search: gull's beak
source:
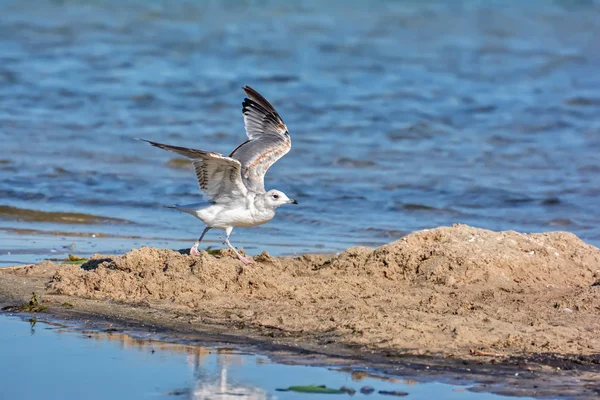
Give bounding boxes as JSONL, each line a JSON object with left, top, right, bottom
{"left": 289, "top": 199, "right": 299, "bottom": 205}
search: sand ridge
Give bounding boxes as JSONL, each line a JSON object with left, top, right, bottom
{"left": 37, "top": 224, "right": 600, "bottom": 359}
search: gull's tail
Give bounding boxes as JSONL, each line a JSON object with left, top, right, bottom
{"left": 164, "top": 203, "right": 206, "bottom": 216}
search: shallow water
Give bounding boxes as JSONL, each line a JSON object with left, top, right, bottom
{"left": 0, "top": 315, "right": 525, "bottom": 399}
{"left": 1, "top": 0, "right": 600, "bottom": 263}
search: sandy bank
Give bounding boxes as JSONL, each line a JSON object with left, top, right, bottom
{"left": 2, "top": 224, "right": 600, "bottom": 367}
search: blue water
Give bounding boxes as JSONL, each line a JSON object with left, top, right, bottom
{"left": 0, "top": 315, "right": 523, "bottom": 399}
{"left": 1, "top": 0, "right": 599, "bottom": 264}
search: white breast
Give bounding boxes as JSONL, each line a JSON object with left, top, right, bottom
{"left": 194, "top": 204, "right": 275, "bottom": 229}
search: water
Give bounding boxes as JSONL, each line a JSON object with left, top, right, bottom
{"left": 1, "top": 0, "right": 600, "bottom": 265}
{"left": 0, "top": 315, "right": 524, "bottom": 399}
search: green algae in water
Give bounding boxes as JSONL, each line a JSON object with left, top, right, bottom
{"left": 62, "top": 260, "right": 87, "bottom": 265}
{"left": 67, "top": 254, "right": 88, "bottom": 264}
{"left": 2, "top": 292, "right": 48, "bottom": 313}
{"left": 276, "top": 385, "right": 345, "bottom": 394}
{"left": 46, "top": 254, "right": 89, "bottom": 265}
{"left": 379, "top": 390, "right": 409, "bottom": 396}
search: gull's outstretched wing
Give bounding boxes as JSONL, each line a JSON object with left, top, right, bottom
{"left": 230, "top": 86, "right": 291, "bottom": 193}
{"left": 137, "top": 139, "right": 247, "bottom": 204}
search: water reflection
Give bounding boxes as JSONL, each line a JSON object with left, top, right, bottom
{"left": 189, "top": 356, "right": 270, "bottom": 400}
{"left": 78, "top": 334, "right": 269, "bottom": 398}
{"left": 0, "top": 315, "right": 523, "bottom": 399}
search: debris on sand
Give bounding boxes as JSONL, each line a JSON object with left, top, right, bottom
{"left": 2, "top": 292, "right": 48, "bottom": 313}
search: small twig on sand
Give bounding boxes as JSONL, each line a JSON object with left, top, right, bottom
{"left": 470, "top": 349, "right": 504, "bottom": 357}
{"left": 3, "top": 265, "right": 29, "bottom": 271}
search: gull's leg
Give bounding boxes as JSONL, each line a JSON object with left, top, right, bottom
{"left": 224, "top": 227, "right": 254, "bottom": 265}
{"left": 190, "top": 227, "right": 211, "bottom": 256}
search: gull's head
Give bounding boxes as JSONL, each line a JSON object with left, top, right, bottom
{"left": 264, "top": 189, "right": 298, "bottom": 209}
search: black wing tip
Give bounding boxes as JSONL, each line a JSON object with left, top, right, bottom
{"left": 135, "top": 137, "right": 155, "bottom": 145}
{"left": 241, "top": 86, "right": 258, "bottom": 105}
{"left": 242, "top": 97, "right": 271, "bottom": 118}
{"left": 242, "top": 97, "right": 252, "bottom": 109}
{"left": 242, "top": 85, "right": 255, "bottom": 94}
{"left": 136, "top": 138, "right": 182, "bottom": 153}
{"left": 135, "top": 138, "right": 162, "bottom": 147}
{"left": 242, "top": 86, "right": 264, "bottom": 101}
{"left": 242, "top": 86, "right": 255, "bottom": 100}
{"left": 241, "top": 85, "right": 278, "bottom": 110}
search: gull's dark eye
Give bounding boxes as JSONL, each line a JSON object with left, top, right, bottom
{"left": 273, "top": 194, "right": 279, "bottom": 199}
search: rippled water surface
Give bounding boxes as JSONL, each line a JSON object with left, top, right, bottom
{"left": 1, "top": 0, "right": 599, "bottom": 264}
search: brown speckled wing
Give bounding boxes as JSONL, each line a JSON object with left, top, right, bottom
{"left": 137, "top": 139, "right": 247, "bottom": 203}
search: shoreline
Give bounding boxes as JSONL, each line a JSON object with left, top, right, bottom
{"left": 1, "top": 294, "right": 599, "bottom": 399}
{"left": 1, "top": 224, "right": 600, "bottom": 397}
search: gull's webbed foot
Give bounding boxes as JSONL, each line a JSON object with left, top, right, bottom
{"left": 190, "top": 242, "right": 201, "bottom": 256}
{"left": 238, "top": 255, "right": 255, "bottom": 265}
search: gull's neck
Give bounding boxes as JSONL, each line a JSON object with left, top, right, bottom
{"left": 249, "top": 192, "right": 277, "bottom": 224}
{"left": 252, "top": 192, "right": 268, "bottom": 211}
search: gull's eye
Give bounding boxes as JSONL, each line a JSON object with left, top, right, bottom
{"left": 273, "top": 194, "right": 279, "bottom": 199}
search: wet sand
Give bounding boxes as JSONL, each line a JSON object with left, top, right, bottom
{"left": 0, "top": 205, "right": 131, "bottom": 224}
{"left": 1, "top": 224, "right": 600, "bottom": 397}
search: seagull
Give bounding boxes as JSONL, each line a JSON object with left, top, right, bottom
{"left": 138, "top": 86, "right": 297, "bottom": 264}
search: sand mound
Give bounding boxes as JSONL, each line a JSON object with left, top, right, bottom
{"left": 51, "top": 248, "right": 279, "bottom": 306}
{"left": 47, "top": 224, "right": 600, "bottom": 357}
{"left": 324, "top": 225, "right": 599, "bottom": 287}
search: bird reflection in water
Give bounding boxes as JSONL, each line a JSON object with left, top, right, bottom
{"left": 186, "top": 349, "right": 271, "bottom": 400}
